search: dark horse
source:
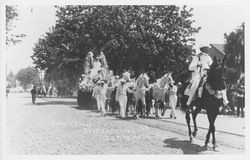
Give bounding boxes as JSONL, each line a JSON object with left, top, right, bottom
{"left": 179, "top": 56, "right": 227, "bottom": 150}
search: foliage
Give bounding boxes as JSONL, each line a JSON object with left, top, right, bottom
{"left": 224, "top": 23, "right": 244, "bottom": 84}
{"left": 224, "top": 23, "right": 244, "bottom": 72}
{"left": 6, "top": 5, "right": 25, "bottom": 46}
{"left": 32, "top": 5, "right": 200, "bottom": 86}
{"left": 15, "top": 66, "right": 40, "bottom": 89}
{"left": 6, "top": 71, "right": 16, "bottom": 88}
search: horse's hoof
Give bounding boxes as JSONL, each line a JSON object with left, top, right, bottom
{"left": 134, "top": 115, "right": 139, "bottom": 119}
{"left": 204, "top": 143, "right": 208, "bottom": 147}
{"left": 192, "top": 131, "right": 197, "bottom": 137}
{"left": 213, "top": 144, "right": 218, "bottom": 151}
{"left": 203, "top": 144, "right": 208, "bottom": 150}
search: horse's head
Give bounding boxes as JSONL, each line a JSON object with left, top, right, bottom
{"left": 159, "top": 72, "right": 174, "bottom": 88}
{"left": 207, "top": 56, "right": 227, "bottom": 91}
{"left": 136, "top": 73, "right": 149, "bottom": 88}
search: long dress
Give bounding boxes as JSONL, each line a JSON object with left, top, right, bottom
{"left": 168, "top": 85, "right": 177, "bottom": 118}
{"left": 89, "top": 61, "right": 102, "bottom": 78}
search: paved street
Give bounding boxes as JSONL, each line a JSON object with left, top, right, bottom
{"left": 6, "top": 93, "right": 244, "bottom": 155}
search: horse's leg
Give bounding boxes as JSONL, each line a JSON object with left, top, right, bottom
{"left": 134, "top": 99, "right": 139, "bottom": 119}
{"left": 146, "top": 98, "right": 151, "bottom": 116}
{"left": 205, "top": 125, "right": 211, "bottom": 147}
{"left": 125, "top": 98, "right": 129, "bottom": 116}
{"left": 155, "top": 99, "right": 160, "bottom": 118}
{"left": 205, "top": 110, "right": 218, "bottom": 149}
{"left": 211, "top": 112, "right": 218, "bottom": 150}
{"left": 241, "top": 106, "right": 245, "bottom": 118}
{"left": 205, "top": 110, "right": 212, "bottom": 147}
{"left": 192, "top": 106, "right": 201, "bottom": 137}
{"left": 161, "top": 101, "right": 166, "bottom": 117}
{"left": 185, "top": 109, "right": 193, "bottom": 141}
{"left": 142, "top": 97, "right": 146, "bottom": 117}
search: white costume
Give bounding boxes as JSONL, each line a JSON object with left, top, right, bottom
{"left": 89, "top": 60, "right": 102, "bottom": 78}
{"left": 185, "top": 51, "right": 213, "bottom": 106}
{"left": 115, "top": 79, "right": 133, "bottom": 118}
{"left": 167, "top": 85, "right": 178, "bottom": 118}
{"left": 92, "top": 82, "right": 107, "bottom": 115}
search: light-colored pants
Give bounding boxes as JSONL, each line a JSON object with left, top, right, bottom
{"left": 96, "top": 95, "right": 106, "bottom": 115}
{"left": 118, "top": 96, "right": 127, "bottom": 118}
{"left": 185, "top": 77, "right": 200, "bottom": 106}
{"left": 169, "top": 94, "right": 177, "bottom": 117}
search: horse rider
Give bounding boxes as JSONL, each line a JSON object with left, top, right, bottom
{"left": 184, "top": 44, "right": 213, "bottom": 107}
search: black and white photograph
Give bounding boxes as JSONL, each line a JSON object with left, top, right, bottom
{"left": 1, "top": 0, "right": 249, "bottom": 159}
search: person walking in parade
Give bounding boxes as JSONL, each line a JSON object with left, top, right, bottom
{"left": 115, "top": 78, "right": 134, "bottom": 119}
{"left": 92, "top": 81, "right": 101, "bottom": 111}
{"left": 167, "top": 80, "right": 178, "bottom": 119}
{"left": 92, "top": 80, "right": 107, "bottom": 116}
{"left": 30, "top": 86, "right": 37, "bottom": 104}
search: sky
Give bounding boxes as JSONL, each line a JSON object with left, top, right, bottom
{"left": 6, "top": 5, "right": 245, "bottom": 74}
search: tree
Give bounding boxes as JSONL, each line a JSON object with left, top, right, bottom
{"left": 16, "top": 67, "right": 40, "bottom": 90}
{"left": 6, "top": 71, "right": 16, "bottom": 88}
{"left": 224, "top": 23, "right": 244, "bottom": 83}
{"left": 6, "top": 5, "right": 25, "bottom": 46}
{"left": 32, "top": 5, "right": 200, "bottom": 85}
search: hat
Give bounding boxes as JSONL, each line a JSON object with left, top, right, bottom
{"left": 96, "top": 80, "right": 101, "bottom": 84}
{"left": 123, "top": 72, "right": 131, "bottom": 81}
{"left": 114, "top": 76, "right": 120, "bottom": 79}
{"left": 199, "top": 44, "right": 210, "bottom": 52}
{"left": 100, "top": 80, "right": 105, "bottom": 84}
{"left": 199, "top": 43, "right": 210, "bottom": 49}
{"left": 97, "top": 79, "right": 104, "bottom": 84}
{"left": 120, "top": 78, "right": 126, "bottom": 83}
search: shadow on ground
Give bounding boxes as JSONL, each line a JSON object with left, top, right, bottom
{"left": 163, "top": 138, "right": 207, "bottom": 154}
{"left": 34, "top": 101, "right": 77, "bottom": 106}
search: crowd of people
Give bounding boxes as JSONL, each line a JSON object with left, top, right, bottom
{"left": 28, "top": 45, "right": 244, "bottom": 119}
{"left": 78, "top": 45, "right": 245, "bottom": 119}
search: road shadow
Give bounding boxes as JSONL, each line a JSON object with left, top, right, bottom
{"left": 163, "top": 138, "right": 207, "bottom": 154}
{"left": 34, "top": 101, "right": 77, "bottom": 106}
{"left": 70, "top": 103, "right": 96, "bottom": 110}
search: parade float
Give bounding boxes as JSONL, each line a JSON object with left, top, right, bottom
{"left": 77, "top": 51, "right": 111, "bottom": 107}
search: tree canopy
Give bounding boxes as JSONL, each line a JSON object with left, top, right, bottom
{"left": 16, "top": 67, "right": 40, "bottom": 89}
{"left": 6, "top": 5, "right": 25, "bottom": 46}
{"left": 224, "top": 23, "right": 244, "bottom": 84}
{"left": 32, "top": 5, "right": 200, "bottom": 87}
{"left": 6, "top": 71, "right": 16, "bottom": 88}
{"left": 224, "top": 23, "right": 244, "bottom": 72}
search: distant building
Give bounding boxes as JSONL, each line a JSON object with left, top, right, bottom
{"left": 209, "top": 44, "right": 226, "bottom": 60}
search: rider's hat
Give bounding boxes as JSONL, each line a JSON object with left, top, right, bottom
{"left": 199, "top": 44, "right": 210, "bottom": 53}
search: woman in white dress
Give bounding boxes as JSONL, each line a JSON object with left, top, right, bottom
{"left": 89, "top": 58, "right": 102, "bottom": 78}
{"left": 167, "top": 81, "right": 178, "bottom": 119}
